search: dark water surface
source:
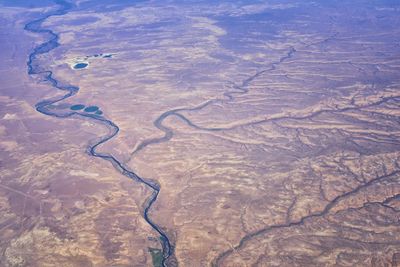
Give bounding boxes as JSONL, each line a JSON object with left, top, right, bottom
{"left": 84, "top": 106, "right": 99, "bottom": 112}
{"left": 73, "top": 63, "right": 88, "bottom": 69}
{"left": 70, "top": 104, "right": 85, "bottom": 110}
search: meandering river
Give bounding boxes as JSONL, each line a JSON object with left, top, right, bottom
{"left": 24, "top": 0, "right": 173, "bottom": 266}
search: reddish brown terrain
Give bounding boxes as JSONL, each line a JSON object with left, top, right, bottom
{"left": 1, "top": 1, "right": 400, "bottom": 266}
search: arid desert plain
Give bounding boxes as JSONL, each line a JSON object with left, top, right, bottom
{"left": 1, "top": 0, "right": 400, "bottom": 266}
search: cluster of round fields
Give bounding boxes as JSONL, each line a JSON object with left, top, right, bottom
{"left": 70, "top": 104, "right": 103, "bottom": 115}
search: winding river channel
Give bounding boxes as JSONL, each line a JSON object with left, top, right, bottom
{"left": 24, "top": 1, "right": 395, "bottom": 266}
{"left": 24, "top": 0, "right": 173, "bottom": 265}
